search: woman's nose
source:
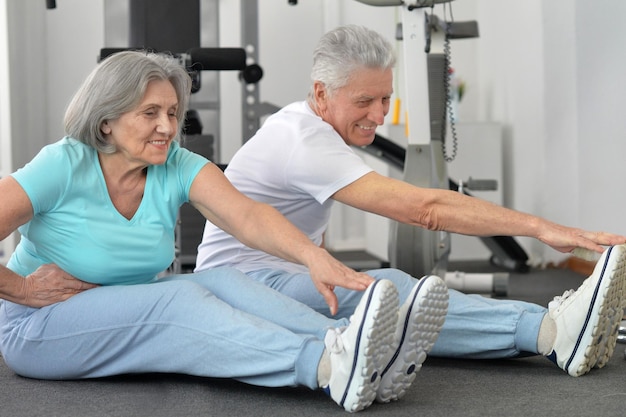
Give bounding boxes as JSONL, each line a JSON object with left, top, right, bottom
{"left": 156, "top": 113, "right": 175, "bottom": 135}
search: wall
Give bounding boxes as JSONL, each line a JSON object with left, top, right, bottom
{"left": 473, "top": 0, "right": 626, "bottom": 263}
{"left": 576, "top": 1, "right": 626, "bottom": 236}
{"left": 0, "top": 1, "right": 11, "bottom": 180}
{"left": 542, "top": 0, "right": 580, "bottom": 260}
{"left": 7, "top": 0, "right": 104, "bottom": 170}
{"left": 0, "top": 0, "right": 14, "bottom": 263}
{"left": 470, "top": 0, "right": 547, "bottom": 260}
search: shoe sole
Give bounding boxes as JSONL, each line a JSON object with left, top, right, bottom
{"left": 566, "top": 244, "right": 626, "bottom": 376}
{"left": 339, "top": 279, "right": 399, "bottom": 412}
{"left": 376, "top": 276, "right": 449, "bottom": 403}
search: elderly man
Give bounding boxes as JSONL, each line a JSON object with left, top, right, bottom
{"left": 196, "top": 25, "right": 626, "bottom": 379}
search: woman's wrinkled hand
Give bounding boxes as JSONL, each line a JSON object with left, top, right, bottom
{"left": 307, "top": 251, "right": 374, "bottom": 316}
{"left": 20, "top": 264, "right": 99, "bottom": 308}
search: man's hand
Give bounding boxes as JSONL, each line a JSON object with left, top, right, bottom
{"left": 537, "top": 223, "right": 626, "bottom": 255}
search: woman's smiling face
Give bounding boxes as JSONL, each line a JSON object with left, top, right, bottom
{"left": 101, "top": 78, "right": 179, "bottom": 168}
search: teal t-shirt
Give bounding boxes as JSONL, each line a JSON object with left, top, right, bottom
{"left": 7, "top": 137, "right": 208, "bottom": 285}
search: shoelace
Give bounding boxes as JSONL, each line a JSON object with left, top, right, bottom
{"left": 549, "top": 289, "right": 575, "bottom": 311}
{"left": 324, "top": 327, "right": 347, "bottom": 354}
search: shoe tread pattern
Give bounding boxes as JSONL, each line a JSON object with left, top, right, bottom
{"left": 376, "top": 276, "right": 449, "bottom": 402}
{"left": 340, "top": 280, "right": 399, "bottom": 412}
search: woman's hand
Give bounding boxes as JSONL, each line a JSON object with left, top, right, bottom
{"left": 306, "top": 249, "right": 374, "bottom": 316}
{"left": 20, "top": 264, "right": 99, "bottom": 308}
{"left": 189, "top": 164, "right": 374, "bottom": 315}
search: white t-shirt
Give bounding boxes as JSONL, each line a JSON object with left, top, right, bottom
{"left": 195, "top": 101, "right": 373, "bottom": 273}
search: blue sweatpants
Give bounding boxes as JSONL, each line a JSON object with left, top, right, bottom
{"left": 0, "top": 267, "right": 344, "bottom": 389}
{"left": 249, "top": 268, "right": 547, "bottom": 358}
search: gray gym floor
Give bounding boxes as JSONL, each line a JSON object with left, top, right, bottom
{"left": 1, "top": 259, "right": 625, "bottom": 417}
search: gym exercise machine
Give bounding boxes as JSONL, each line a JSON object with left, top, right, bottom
{"left": 355, "top": 0, "right": 529, "bottom": 295}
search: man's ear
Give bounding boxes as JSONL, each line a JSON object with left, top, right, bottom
{"left": 313, "top": 81, "right": 327, "bottom": 109}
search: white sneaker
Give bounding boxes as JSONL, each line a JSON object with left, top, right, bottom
{"left": 376, "top": 275, "right": 449, "bottom": 403}
{"left": 547, "top": 244, "right": 626, "bottom": 376}
{"left": 324, "top": 279, "right": 399, "bottom": 412}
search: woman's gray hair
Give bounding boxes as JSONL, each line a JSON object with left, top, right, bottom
{"left": 64, "top": 50, "right": 191, "bottom": 153}
{"left": 307, "top": 25, "right": 396, "bottom": 102}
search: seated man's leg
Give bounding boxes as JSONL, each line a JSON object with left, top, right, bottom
{"left": 432, "top": 289, "right": 546, "bottom": 358}
{"left": 249, "top": 268, "right": 546, "bottom": 359}
{"left": 545, "top": 244, "right": 626, "bottom": 376}
{"left": 249, "top": 244, "right": 626, "bottom": 377}
{"left": 248, "top": 267, "right": 416, "bottom": 319}
{"left": 434, "top": 243, "right": 626, "bottom": 375}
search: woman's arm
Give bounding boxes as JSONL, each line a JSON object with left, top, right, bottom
{"left": 0, "top": 176, "right": 98, "bottom": 307}
{"left": 0, "top": 176, "right": 32, "bottom": 242}
{"left": 189, "top": 163, "right": 374, "bottom": 315}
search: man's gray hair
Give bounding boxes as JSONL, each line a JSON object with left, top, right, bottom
{"left": 308, "top": 25, "right": 396, "bottom": 101}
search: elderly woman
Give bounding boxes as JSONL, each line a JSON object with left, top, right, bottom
{"left": 196, "top": 25, "right": 626, "bottom": 379}
{"left": 0, "top": 50, "right": 438, "bottom": 413}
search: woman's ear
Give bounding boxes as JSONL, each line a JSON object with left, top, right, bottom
{"left": 100, "top": 121, "right": 111, "bottom": 135}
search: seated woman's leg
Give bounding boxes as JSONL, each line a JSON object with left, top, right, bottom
{"left": 0, "top": 275, "right": 324, "bottom": 389}
{"left": 1, "top": 271, "right": 406, "bottom": 412}
{"left": 161, "top": 267, "right": 347, "bottom": 339}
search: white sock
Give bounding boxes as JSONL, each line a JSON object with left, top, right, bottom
{"left": 317, "top": 349, "right": 331, "bottom": 387}
{"left": 537, "top": 315, "right": 557, "bottom": 355}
